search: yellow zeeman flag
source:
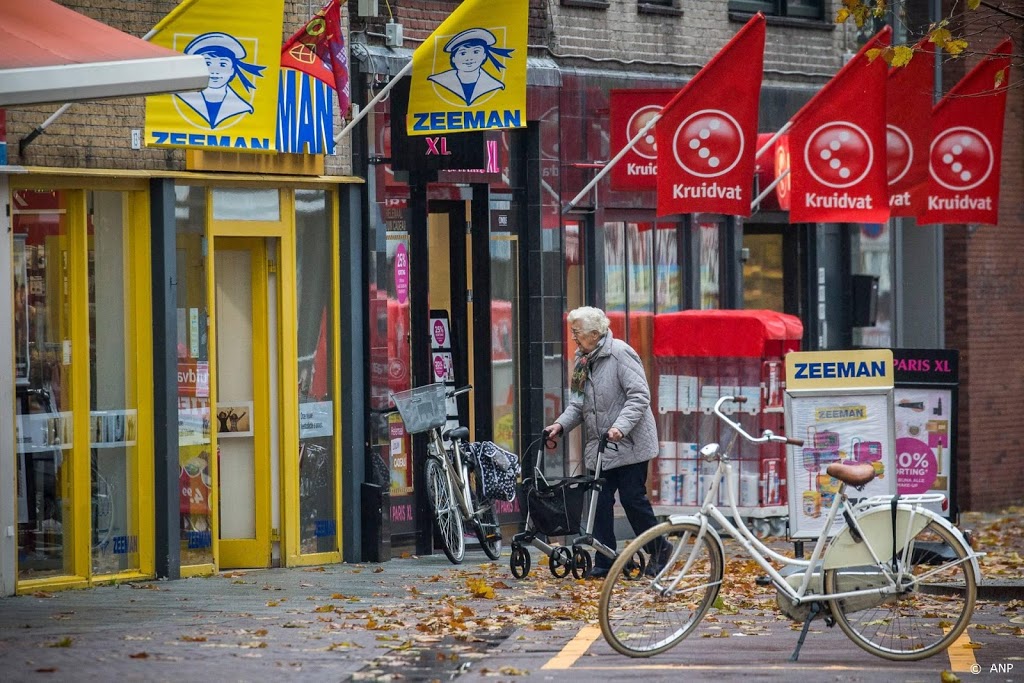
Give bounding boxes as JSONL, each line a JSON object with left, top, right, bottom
{"left": 144, "top": 0, "right": 284, "bottom": 151}
{"left": 407, "top": 0, "right": 528, "bottom": 136}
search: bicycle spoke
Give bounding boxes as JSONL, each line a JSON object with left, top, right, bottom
{"left": 825, "top": 518, "right": 976, "bottom": 661}
{"left": 426, "top": 457, "right": 464, "bottom": 563}
{"left": 599, "top": 522, "right": 723, "bottom": 657}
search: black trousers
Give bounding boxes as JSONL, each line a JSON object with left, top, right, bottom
{"left": 590, "top": 459, "right": 660, "bottom": 569}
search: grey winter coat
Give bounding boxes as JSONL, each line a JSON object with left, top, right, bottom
{"left": 554, "top": 330, "right": 659, "bottom": 471}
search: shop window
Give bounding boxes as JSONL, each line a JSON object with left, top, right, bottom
{"left": 87, "top": 191, "right": 142, "bottom": 576}
{"left": 13, "top": 186, "right": 150, "bottom": 585}
{"left": 655, "top": 226, "right": 682, "bottom": 314}
{"left": 212, "top": 188, "right": 281, "bottom": 221}
{"left": 639, "top": 0, "right": 683, "bottom": 15}
{"left": 850, "top": 223, "right": 892, "bottom": 348}
{"left": 729, "top": 0, "right": 824, "bottom": 20}
{"left": 367, "top": 188, "right": 415, "bottom": 537}
{"left": 743, "top": 232, "right": 785, "bottom": 311}
{"left": 698, "top": 221, "right": 721, "bottom": 309}
{"left": 295, "top": 189, "right": 338, "bottom": 554}
{"left": 13, "top": 190, "right": 74, "bottom": 581}
{"left": 490, "top": 196, "right": 520, "bottom": 458}
{"left": 175, "top": 185, "right": 214, "bottom": 567}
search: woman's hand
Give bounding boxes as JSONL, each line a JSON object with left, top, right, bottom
{"left": 607, "top": 427, "right": 624, "bottom": 442}
{"left": 544, "top": 423, "right": 563, "bottom": 438}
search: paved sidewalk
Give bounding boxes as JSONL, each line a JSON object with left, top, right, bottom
{"left": 0, "top": 555, "right": 536, "bottom": 681}
{"left": 1, "top": 506, "right": 1020, "bottom": 681}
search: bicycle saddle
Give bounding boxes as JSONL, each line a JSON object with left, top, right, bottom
{"left": 445, "top": 426, "right": 470, "bottom": 442}
{"left": 825, "top": 461, "right": 876, "bottom": 487}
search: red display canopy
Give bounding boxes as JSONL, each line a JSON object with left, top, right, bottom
{"left": 654, "top": 309, "right": 803, "bottom": 358}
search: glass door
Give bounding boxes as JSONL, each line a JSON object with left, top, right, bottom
{"left": 213, "top": 237, "right": 273, "bottom": 569}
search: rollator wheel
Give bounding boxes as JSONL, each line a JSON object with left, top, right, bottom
{"left": 570, "top": 547, "right": 592, "bottom": 579}
{"left": 621, "top": 549, "right": 646, "bottom": 580}
{"left": 510, "top": 542, "right": 531, "bottom": 579}
{"left": 549, "top": 546, "right": 573, "bottom": 578}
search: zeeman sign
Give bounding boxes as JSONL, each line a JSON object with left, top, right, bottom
{"left": 785, "top": 349, "right": 894, "bottom": 390}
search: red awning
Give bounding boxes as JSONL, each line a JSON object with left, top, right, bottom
{"left": 0, "top": 0, "right": 208, "bottom": 107}
{"left": 653, "top": 309, "right": 803, "bottom": 358}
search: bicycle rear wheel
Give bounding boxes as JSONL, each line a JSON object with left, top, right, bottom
{"left": 825, "top": 517, "right": 976, "bottom": 661}
{"left": 599, "top": 521, "right": 724, "bottom": 657}
{"left": 474, "top": 501, "right": 502, "bottom": 560}
{"left": 426, "top": 456, "right": 465, "bottom": 564}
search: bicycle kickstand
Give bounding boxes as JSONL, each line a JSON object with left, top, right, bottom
{"left": 789, "top": 601, "right": 823, "bottom": 662}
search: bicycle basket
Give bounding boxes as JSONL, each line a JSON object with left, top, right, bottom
{"left": 524, "top": 477, "right": 589, "bottom": 537}
{"left": 390, "top": 384, "right": 447, "bottom": 434}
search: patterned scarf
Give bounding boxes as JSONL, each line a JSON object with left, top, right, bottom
{"left": 570, "top": 334, "right": 606, "bottom": 399}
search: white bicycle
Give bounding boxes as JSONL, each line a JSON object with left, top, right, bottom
{"left": 599, "top": 395, "right": 981, "bottom": 661}
{"left": 388, "top": 383, "right": 501, "bottom": 564}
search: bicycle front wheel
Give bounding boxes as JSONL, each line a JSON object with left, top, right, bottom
{"left": 425, "top": 457, "right": 465, "bottom": 564}
{"left": 824, "top": 517, "right": 977, "bottom": 661}
{"left": 473, "top": 501, "right": 502, "bottom": 560}
{"left": 599, "top": 521, "right": 724, "bottom": 658}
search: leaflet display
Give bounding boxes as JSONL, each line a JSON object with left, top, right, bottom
{"left": 784, "top": 349, "right": 896, "bottom": 539}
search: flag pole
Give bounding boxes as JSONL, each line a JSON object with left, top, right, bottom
{"left": 749, "top": 120, "right": 793, "bottom": 211}
{"left": 751, "top": 169, "right": 789, "bottom": 212}
{"left": 562, "top": 112, "right": 661, "bottom": 214}
{"left": 755, "top": 121, "right": 791, "bottom": 159}
{"left": 334, "top": 61, "right": 412, "bottom": 143}
{"left": 18, "top": 0, "right": 202, "bottom": 154}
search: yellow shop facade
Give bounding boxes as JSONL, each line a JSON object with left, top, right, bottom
{"left": 0, "top": 0, "right": 364, "bottom": 595}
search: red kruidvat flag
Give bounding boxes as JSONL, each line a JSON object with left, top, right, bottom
{"left": 609, "top": 89, "right": 675, "bottom": 191}
{"left": 918, "top": 38, "right": 1012, "bottom": 226}
{"left": 281, "top": 0, "right": 351, "bottom": 117}
{"left": 656, "top": 13, "right": 765, "bottom": 217}
{"left": 784, "top": 26, "right": 891, "bottom": 223}
{"left": 887, "top": 40, "right": 934, "bottom": 218}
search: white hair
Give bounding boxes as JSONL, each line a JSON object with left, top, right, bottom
{"left": 568, "top": 306, "right": 610, "bottom": 335}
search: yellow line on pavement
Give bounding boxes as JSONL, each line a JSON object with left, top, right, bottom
{"left": 542, "top": 625, "right": 602, "bottom": 669}
{"left": 562, "top": 665, "right": 873, "bottom": 671}
{"left": 946, "top": 629, "right": 978, "bottom": 673}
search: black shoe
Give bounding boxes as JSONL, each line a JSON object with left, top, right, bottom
{"left": 584, "top": 566, "right": 610, "bottom": 579}
{"left": 645, "top": 545, "right": 672, "bottom": 577}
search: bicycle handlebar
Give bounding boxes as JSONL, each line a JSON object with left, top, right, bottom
{"left": 449, "top": 384, "right": 473, "bottom": 398}
{"left": 712, "top": 395, "right": 804, "bottom": 447}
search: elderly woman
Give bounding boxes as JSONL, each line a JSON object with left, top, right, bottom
{"left": 545, "top": 306, "right": 664, "bottom": 578}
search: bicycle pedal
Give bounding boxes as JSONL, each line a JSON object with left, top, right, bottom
{"left": 755, "top": 574, "right": 772, "bottom": 586}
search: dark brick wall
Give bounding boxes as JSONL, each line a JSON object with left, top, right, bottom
{"left": 942, "top": 18, "right": 1024, "bottom": 511}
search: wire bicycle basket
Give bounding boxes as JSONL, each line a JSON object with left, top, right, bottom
{"left": 390, "top": 384, "right": 447, "bottom": 434}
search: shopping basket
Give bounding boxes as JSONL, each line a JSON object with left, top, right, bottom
{"left": 389, "top": 384, "right": 447, "bottom": 434}
{"left": 523, "top": 475, "right": 593, "bottom": 537}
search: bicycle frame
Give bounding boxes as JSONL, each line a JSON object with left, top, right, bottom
{"left": 426, "top": 427, "right": 476, "bottom": 523}
{"left": 659, "top": 452, "right": 979, "bottom": 609}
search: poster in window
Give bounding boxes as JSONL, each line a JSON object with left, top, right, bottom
{"left": 14, "top": 235, "right": 29, "bottom": 384}
{"left": 216, "top": 402, "right": 253, "bottom": 437}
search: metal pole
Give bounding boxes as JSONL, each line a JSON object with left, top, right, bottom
{"left": 751, "top": 169, "right": 789, "bottom": 212}
{"left": 755, "top": 121, "right": 791, "bottom": 159}
{"left": 562, "top": 112, "right": 662, "bottom": 214}
{"left": 334, "top": 61, "right": 412, "bottom": 143}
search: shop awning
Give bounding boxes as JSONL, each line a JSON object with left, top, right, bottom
{"left": 0, "top": 0, "right": 208, "bottom": 108}
{"left": 653, "top": 309, "right": 803, "bottom": 358}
